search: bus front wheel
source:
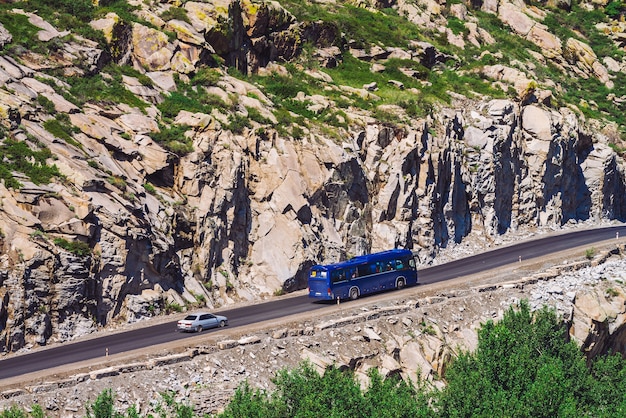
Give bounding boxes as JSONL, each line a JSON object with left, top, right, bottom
{"left": 396, "top": 278, "right": 405, "bottom": 290}
{"left": 349, "top": 287, "right": 359, "bottom": 300}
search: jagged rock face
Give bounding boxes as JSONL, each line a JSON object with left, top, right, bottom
{"left": 0, "top": 0, "right": 625, "bottom": 353}
{"left": 2, "top": 94, "right": 626, "bottom": 352}
{"left": 177, "top": 97, "right": 626, "bottom": 297}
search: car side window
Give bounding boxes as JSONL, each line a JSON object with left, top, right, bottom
{"left": 200, "top": 314, "right": 209, "bottom": 320}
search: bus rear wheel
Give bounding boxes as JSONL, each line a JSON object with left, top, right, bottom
{"left": 396, "top": 278, "right": 405, "bottom": 290}
{"left": 349, "top": 287, "right": 359, "bottom": 300}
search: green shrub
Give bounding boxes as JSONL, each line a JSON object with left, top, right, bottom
{"left": 66, "top": 70, "right": 147, "bottom": 110}
{"left": 151, "top": 124, "right": 194, "bottom": 155}
{"left": 0, "top": 139, "right": 62, "bottom": 187}
{"left": 422, "top": 324, "right": 437, "bottom": 336}
{"left": 447, "top": 16, "right": 468, "bottom": 36}
{"left": 605, "top": 1, "right": 625, "bottom": 19}
{"left": 246, "top": 107, "right": 272, "bottom": 125}
{"left": 226, "top": 113, "right": 251, "bottom": 134}
{"left": 280, "top": 2, "right": 423, "bottom": 48}
{"left": 219, "top": 362, "right": 431, "bottom": 417}
{"left": 0, "top": 10, "right": 46, "bottom": 53}
{"left": 85, "top": 388, "right": 115, "bottom": 418}
{"left": 53, "top": 237, "right": 91, "bottom": 256}
{"left": 107, "top": 175, "right": 127, "bottom": 191}
{"left": 30, "top": 230, "right": 45, "bottom": 239}
{"left": 43, "top": 118, "right": 82, "bottom": 148}
{"left": 38, "top": 0, "right": 94, "bottom": 22}
{"left": 158, "top": 73, "right": 229, "bottom": 120}
{"left": 122, "top": 192, "right": 136, "bottom": 202}
{"left": 107, "top": 65, "right": 154, "bottom": 87}
{"left": 437, "top": 301, "right": 612, "bottom": 417}
{"left": 165, "top": 302, "right": 183, "bottom": 313}
{"left": 0, "top": 0, "right": 110, "bottom": 49}
{"left": 254, "top": 72, "right": 311, "bottom": 101}
{"left": 37, "top": 95, "right": 56, "bottom": 114}
{"left": 326, "top": 53, "right": 375, "bottom": 91}
{"left": 291, "top": 125, "right": 305, "bottom": 140}
{"left": 158, "top": 91, "right": 207, "bottom": 119}
{"left": 191, "top": 67, "right": 222, "bottom": 86}
{"left": 165, "top": 139, "right": 194, "bottom": 155}
{"left": 159, "top": 7, "right": 191, "bottom": 24}
{"left": 94, "top": 0, "right": 141, "bottom": 21}
{"left": 143, "top": 182, "right": 157, "bottom": 195}
{"left": 87, "top": 160, "right": 100, "bottom": 170}
{"left": 0, "top": 405, "right": 28, "bottom": 417}
{"left": 606, "top": 288, "right": 619, "bottom": 298}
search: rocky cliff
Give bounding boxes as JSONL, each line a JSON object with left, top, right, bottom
{"left": 0, "top": 0, "right": 626, "bottom": 352}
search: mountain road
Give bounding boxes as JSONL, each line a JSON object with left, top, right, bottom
{"left": 0, "top": 225, "right": 624, "bottom": 383}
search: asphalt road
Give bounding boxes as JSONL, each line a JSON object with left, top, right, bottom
{"left": 0, "top": 225, "right": 624, "bottom": 382}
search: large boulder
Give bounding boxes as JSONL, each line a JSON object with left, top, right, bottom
{"left": 131, "top": 23, "right": 176, "bottom": 71}
{"left": 242, "top": 0, "right": 296, "bottom": 37}
{"left": 571, "top": 288, "right": 626, "bottom": 359}
{"left": 527, "top": 24, "right": 562, "bottom": 59}
{"left": 564, "top": 38, "right": 612, "bottom": 87}
{"left": 481, "top": 64, "right": 536, "bottom": 99}
{"left": 498, "top": 2, "right": 535, "bottom": 36}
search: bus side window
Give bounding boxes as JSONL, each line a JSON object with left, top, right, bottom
{"left": 396, "top": 259, "right": 404, "bottom": 270}
{"left": 334, "top": 270, "right": 346, "bottom": 283}
{"left": 357, "top": 265, "right": 366, "bottom": 277}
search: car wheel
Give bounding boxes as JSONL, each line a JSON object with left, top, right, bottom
{"left": 397, "top": 278, "right": 405, "bottom": 290}
{"left": 219, "top": 320, "right": 226, "bottom": 327}
{"left": 349, "top": 287, "right": 359, "bottom": 300}
{"left": 196, "top": 325, "right": 202, "bottom": 333}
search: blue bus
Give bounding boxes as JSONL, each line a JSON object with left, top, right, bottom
{"left": 308, "top": 249, "right": 418, "bottom": 301}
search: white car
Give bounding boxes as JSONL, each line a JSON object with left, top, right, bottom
{"left": 177, "top": 312, "right": 228, "bottom": 332}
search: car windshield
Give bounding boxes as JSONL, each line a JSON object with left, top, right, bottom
{"left": 184, "top": 315, "right": 198, "bottom": 320}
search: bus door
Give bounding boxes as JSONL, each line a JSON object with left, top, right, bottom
{"left": 331, "top": 268, "right": 348, "bottom": 298}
